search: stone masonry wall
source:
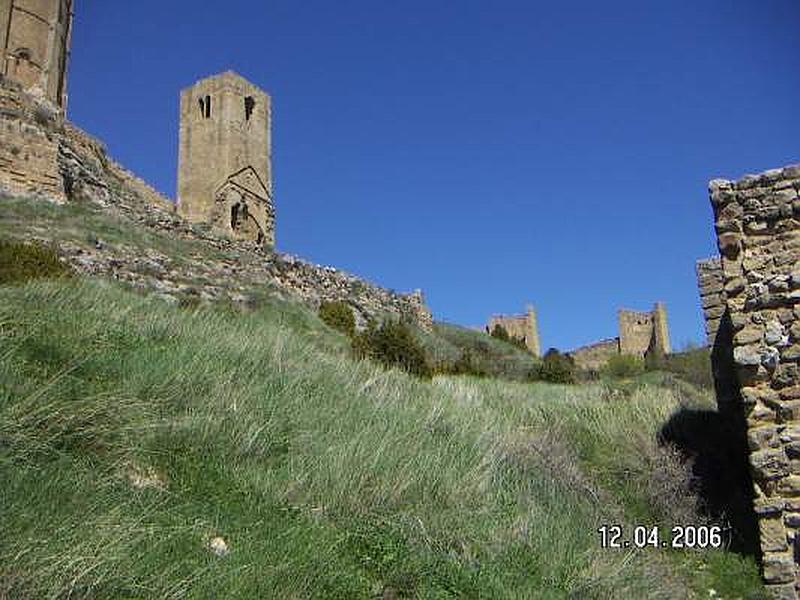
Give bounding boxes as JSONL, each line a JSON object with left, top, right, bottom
{"left": 696, "top": 256, "right": 728, "bottom": 347}
{"left": 568, "top": 338, "right": 620, "bottom": 372}
{"left": 0, "top": 78, "right": 433, "bottom": 331}
{"left": 0, "top": 76, "right": 63, "bottom": 201}
{"left": 708, "top": 164, "right": 800, "bottom": 599}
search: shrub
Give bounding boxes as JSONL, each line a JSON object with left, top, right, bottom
{"left": 490, "top": 324, "right": 510, "bottom": 342}
{"left": 319, "top": 300, "right": 356, "bottom": 337}
{"left": 602, "top": 354, "right": 645, "bottom": 379}
{"left": 535, "top": 348, "right": 576, "bottom": 384}
{"left": 490, "top": 324, "right": 529, "bottom": 352}
{"left": 352, "top": 320, "right": 431, "bottom": 378}
{"left": 0, "top": 239, "right": 72, "bottom": 285}
{"left": 661, "top": 346, "right": 713, "bottom": 390}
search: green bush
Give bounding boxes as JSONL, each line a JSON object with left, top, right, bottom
{"left": 0, "top": 239, "right": 72, "bottom": 285}
{"left": 490, "top": 324, "right": 529, "bottom": 352}
{"left": 535, "top": 348, "right": 576, "bottom": 384}
{"left": 434, "top": 348, "right": 487, "bottom": 378}
{"left": 352, "top": 320, "right": 431, "bottom": 378}
{"left": 661, "top": 346, "right": 713, "bottom": 390}
{"left": 490, "top": 323, "right": 510, "bottom": 341}
{"left": 603, "top": 354, "right": 645, "bottom": 379}
{"left": 319, "top": 300, "right": 356, "bottom": 337}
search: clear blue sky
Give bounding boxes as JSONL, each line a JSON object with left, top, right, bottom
{"left": 67, "top": 1, "right": 800, "bottom": 352}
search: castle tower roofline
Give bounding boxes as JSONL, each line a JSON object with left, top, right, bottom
{"left": 181, "top": 70, "right": 265, "bottom": 93}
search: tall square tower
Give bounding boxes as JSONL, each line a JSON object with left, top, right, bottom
{"left": 0, "top": 0, "right": 73, "bottom": 109}
{"left": 177, "top": 71, "right": 274, "bottom": 247}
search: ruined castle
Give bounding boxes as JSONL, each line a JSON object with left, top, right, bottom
{"left": 0, "top": 0, "right": 433, "bottom": 331}
{"left": 486, "top": 305, "right": 541, "bottom": 357}
{"left": 567, "top": 303, "right": 671, "bottom": 371}
{"left": 8, "top": 3, "right": 800, "bottom": 595}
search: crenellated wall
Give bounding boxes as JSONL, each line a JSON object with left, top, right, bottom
{"left": 707, "top": 163, "right": 800, "bottom": 598}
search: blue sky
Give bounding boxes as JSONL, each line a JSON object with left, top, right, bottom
{"left": 67, "top": 1, "right": 800, "bottom": 351}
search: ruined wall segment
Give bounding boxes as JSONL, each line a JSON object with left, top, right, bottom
{"left": 696, "top": 257, "right": 728, "bottom": 346}
{"left": 486, "top": 304, "right": 541, "bottom": 356}
{"left": 0, "top": 0, "right": 72, "bottom": 109}
{"left": 708, "top": 164, "right": 800, "bottom": 598}
{"left": 177, "top": 71, "right": 274, "bottom": 247}
{"left": 568, "top": 338, "right": 620, "bottom": 372}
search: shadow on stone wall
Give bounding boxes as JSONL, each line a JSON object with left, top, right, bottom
{"left": 658, "top": 310, "right": 760, "bottom": 557}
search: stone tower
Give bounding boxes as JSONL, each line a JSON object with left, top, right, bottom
{"left": 486, "top": 304, "right": 542, "bottom": 357}
{"left": 177, "top": 71, "right": 274, "bottom": 247}
{"left": 618, "top": 303, "right": 671, "bottom": 357}
{"left": 652, "top": 301, "right": 671, "bottom": 355}
{"left": 0, "top": 0, "right": 73, "bottom": 109}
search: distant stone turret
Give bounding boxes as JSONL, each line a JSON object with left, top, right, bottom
{"left": 568, "top": 302, "right": 671, "bottom": 371}
{"left": 618, "top": 303, "right": 671, "bottom": 358}
{"left": 177, "top": 71, "right": 274, "bottom": 247}
{"left": 486, "top": 304, "right": 541, "bottom": 357}
{"left": 0, "top": 0, "right": 73, "bottom": 110}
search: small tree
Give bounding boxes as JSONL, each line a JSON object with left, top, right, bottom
{"left": 352, "top": 320, "right": 431, "bottom": 378}
{"left": 319, "top": 300, "right": 356, "bottom": 337}
{"left": 490, "top": 324, "right": 510, "bottom": 342}
{"left": 536, "top": 348, "right": 576, "bottom": 384}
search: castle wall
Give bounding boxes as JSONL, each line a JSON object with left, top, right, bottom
{"left": 568, "top": 338, "right": 620, "bottom": 372}
{"left": 177, "top": 71, "right": 273, "bottom": 246}
{"left": 0, "top": 0, "right": 72, "bottom": 108}
{"left": 486, "top": 304, "right": 541, "bottom": 356}
{"left": 707, "top": 164, "right": 800, "bottom": 598}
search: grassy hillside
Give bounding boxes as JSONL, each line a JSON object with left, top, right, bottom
{"left": 0, "top": 275, "right": 766, "bottom": 599}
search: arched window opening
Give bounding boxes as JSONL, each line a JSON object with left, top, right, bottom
{"left": 244, "top": 96, "right": 255, "bottom": 121}
{"left": 198, "top": 97, "right": 205, "bottom": 118}
{"left": 230, "top": 203, "right": 240, "bottom": 230}
{"left": 13, "top": 48, "right": 32, "bottom": 62}
{"left": 205, "top": 95, "right": 211, "bottom": 118}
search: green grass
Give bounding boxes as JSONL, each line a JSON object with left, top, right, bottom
{"left": 419, "top": 323, "right": 538, "bottom": 381}
{"left": 0, "top": 277, "right": 766, "bottom": 598}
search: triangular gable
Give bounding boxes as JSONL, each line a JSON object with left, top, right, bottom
{"left": 225, "top": 166, "right": 271, "bottom": 200}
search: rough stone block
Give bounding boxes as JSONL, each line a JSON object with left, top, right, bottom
{"left": 763, "top": 552, "right": 796, "bottom": 584}
{"left": 752, "top": 448, "right": 791, "bottom": 480}
{"left": 762, "top": 515, "right": 790, "bottom": 552}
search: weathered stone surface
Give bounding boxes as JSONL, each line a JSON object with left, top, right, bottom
{"left": 763, "top": 552, "right": 796, "bottom": 584}
{"left": 703, "top": 163, "right": 800, "bottom": 591}
{"left": 752, "top": 449, "right": 790, "bottom": 480}
{"left": 761, "top": 515, "right": 790, "bottom": 552}
{"left": 177, "top": 72, "right": 275, "bottom": 247}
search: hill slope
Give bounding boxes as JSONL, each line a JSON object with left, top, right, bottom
{"left": 0, "top": 274, "right": 765, "bottom": 599}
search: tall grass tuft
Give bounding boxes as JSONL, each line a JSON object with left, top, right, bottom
{"left": 0, "top": 278, "right": 766, "bottom": 598}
